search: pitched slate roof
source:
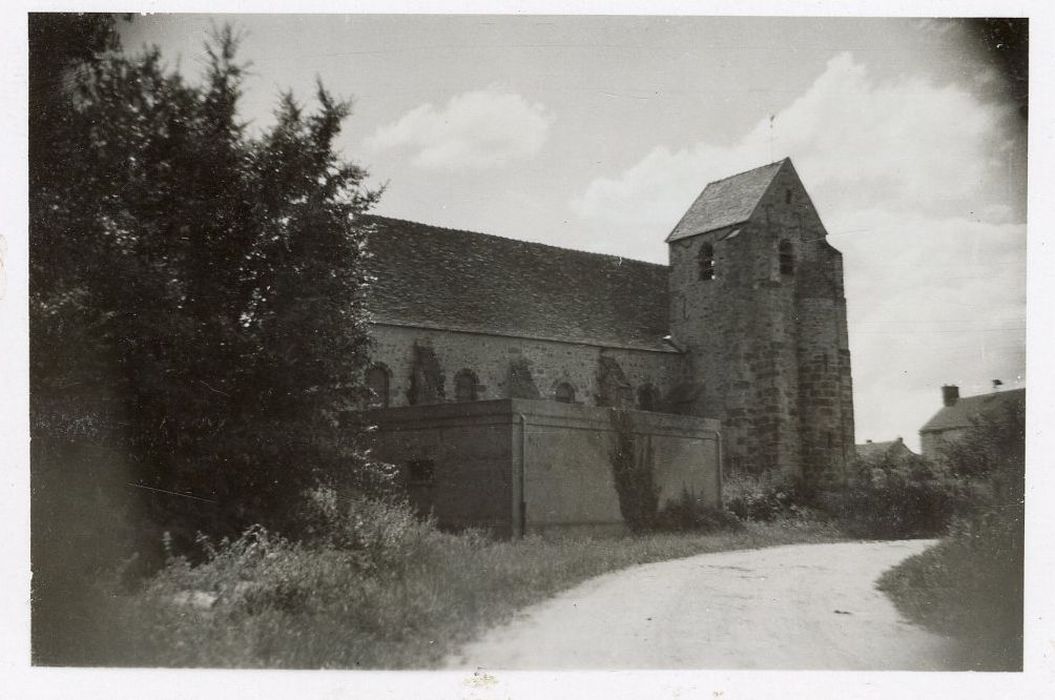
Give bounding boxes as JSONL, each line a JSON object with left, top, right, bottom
{"left": 666, "top": 159, "right": 787, "bottom": 243}
{"left": 920, "top": 388, "right": 1026, "bottom": 433}
{"left": 363, "top": 216, "right": 673, "bottom": 351}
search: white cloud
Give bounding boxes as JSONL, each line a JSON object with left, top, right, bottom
{"left": 365, "top": 89, "right": 553, "bottom": 170}
{"left": 571, "top": 51, "right": 1025, "bottom": 448}
{"left": 835, "top": 208, "right": 1026, "bottom": 447}
{"left": 572, "top": 52, "right": 1015, "bottom": 230}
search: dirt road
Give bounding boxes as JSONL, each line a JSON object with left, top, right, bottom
{"left": 447, "top": 540, "right": 957, "bottom": 670}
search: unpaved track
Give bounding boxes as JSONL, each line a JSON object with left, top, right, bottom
{"left": 447, "top": 540, "right": 956, "bottom": 670}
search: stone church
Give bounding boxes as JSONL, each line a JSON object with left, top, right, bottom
{"left": 357, "top": 158, "right": 854, "bottom": 533}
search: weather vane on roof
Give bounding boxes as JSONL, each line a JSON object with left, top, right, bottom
{"left": 769, "top": 113, "right": 775, "bottom": 162}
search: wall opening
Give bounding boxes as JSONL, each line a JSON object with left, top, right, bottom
{"left": 779, "top": 239, "right": 794, "bottom": 275}
{"left": 454, "top": 368, "right": 479, "bottom": 402}
{"left": 637, "top": 384, "right": 659, "bottom": 411}
{"left": 365, "top": 364, "right": 391, "bottom": 409}
{"left": 555, "top": 382, "right": 576, "bottom": 403}
{"left": 698, "top": 242, "right": 715, "bottom": 281}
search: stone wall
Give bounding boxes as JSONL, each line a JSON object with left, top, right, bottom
{"left": 361, "top": 399, "right": 721, "bottom": 537}
{"left": 366, "top": 323, "right": 683, "bottom": 411}
{"left": 668, "top": 162, "right": 854, "bottom": 480}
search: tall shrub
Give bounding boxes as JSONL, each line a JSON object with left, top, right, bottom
{"left": 835, "top": 452, "right": 971, "bottom": 539}
{"left": 30, "top": 17, "right": 384, "bottom": 547}
{"left": 608, "top": 409, "right": 658, "bottom": 532}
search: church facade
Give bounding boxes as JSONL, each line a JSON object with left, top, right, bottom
{"left": 361, "top": 158, "right": 854, "bottom": 487}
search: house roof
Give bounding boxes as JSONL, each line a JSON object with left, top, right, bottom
{"left": 855, "top": 439, "right": 914, "bottom": 462}
{"left": 363, "top": 216, "right": 674, "bottom": 351}
{"left": 920, "top": 388, "right": 1026, "bottom": 434}
{"left": 666, "top": 159, "right": 787, "bottom": 243}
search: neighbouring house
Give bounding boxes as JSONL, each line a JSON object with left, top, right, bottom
{"left": 356, "top": 158, "right": 854, "bottom": 535}
{"left": 855, "top": 437, "right": 916, "bottom": 467}
{"left": 919, "top": 384, "right": 1026, "bottom": 459}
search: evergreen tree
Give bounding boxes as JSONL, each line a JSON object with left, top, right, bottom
{"left": 30, "top": 16, "right": 386, "bottom": 552}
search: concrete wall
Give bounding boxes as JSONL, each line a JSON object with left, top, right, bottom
{"left": 367, "top": 323, "right": 683, "bottom": 409}
{"left": 516, "top": 400, "right": 721, "bottom": 535}
{"left": 361, "top": 399, "right": 720, "bottom": 537}
{"left": 358, "top": 400, "right": 516, "bottom": 534}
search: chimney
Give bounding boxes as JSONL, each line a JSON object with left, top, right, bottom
{"left": 942, "top": 385, "right": 960, "bottom": 407}
{"left": 866, "top": 439, "right": 873, "bottom": 444}
{"left": 992, "top": 379, "right": 1003, "bottom": 391}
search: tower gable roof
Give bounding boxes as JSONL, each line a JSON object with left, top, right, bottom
{"left": 666, "top": 158, "right": 789, "bottom": 243}
{"left": 363, "top": 216, "right": 673, "bottom": 351}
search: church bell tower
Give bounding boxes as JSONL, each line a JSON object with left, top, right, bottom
{"left": 666, "top": 158, "right": 854, "bottom": 484}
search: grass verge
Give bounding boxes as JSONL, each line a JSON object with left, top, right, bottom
{"left": 53, "top": 517, "right": 841, "bottom": 669}
{"left": 876, "top": 509, "right": 1023, "bottom": 671}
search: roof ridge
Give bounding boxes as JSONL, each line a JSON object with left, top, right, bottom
{"left": 953, "top": 387, "right": 1026, "bottom": 404}
{"left": 702, "top": 157, "right": 788, "bottom": 188}
{"left": 666, "top": 158, "right": 790, "bottom": 243}
{"left": 365, "top": 214, "right": 668, "bottom": 269}
{"left": 740, "top": 158, "right": 789, "bottom": 229}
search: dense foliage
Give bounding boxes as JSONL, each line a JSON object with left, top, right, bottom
{"left": 723, "top": 471, "right": 821, "bottom": 523}
{"left": 830, "top": 452, "right": 975, "bottom": 539}
{"left": 654, "top": 489, "right": 744, "bottom": 533}
{"left": 30, "top": 16, "right": 386, "bottom": 550}
{"left": 877, "top": 406, "right": 1025, "bottom": 670}
{"left": 52, "top": 490, "right": 839, "bottom": 669}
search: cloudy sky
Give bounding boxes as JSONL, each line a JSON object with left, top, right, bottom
{"left": 121, "top": 14, "right": 1027, "bottom": 450}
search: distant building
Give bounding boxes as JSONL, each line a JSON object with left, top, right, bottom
{"left": 855, "top": 437, "right": 916, "bottom": 466}
{"left": 919, "top": 384, "right": 1026, "bottom": 459}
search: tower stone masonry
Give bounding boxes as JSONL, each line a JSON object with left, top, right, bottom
{"left": 667, "top": 158, "right": 854, "bottom": 481}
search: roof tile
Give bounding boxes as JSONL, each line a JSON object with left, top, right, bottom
{"left": 363, "top": 216, "right": 673, "bottom": 351}
{"left": 667, "top": 159, "right": 786, "bottom": 242}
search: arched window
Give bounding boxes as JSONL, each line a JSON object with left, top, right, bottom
{"left": 365, "top": 364, "right": 390, "bottom": 409}
{"left": 637, "top": 384, "right": 659, "bottom": 411}
{"left": 554, "top": 382, "right": 576, "bottom": 404}
{"left": 698, "top": 242, "right": 715, "bottom": 281}
{"left": 454, "top": 369, "right": 478, "bottom": 402}
{"left": 779, "top": 239, "right": 794, "bottom": 275}
{"left": 784, "top": 188, "right": 792, "bottom": 205}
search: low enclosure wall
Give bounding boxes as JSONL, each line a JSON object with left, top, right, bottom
{"left": 360, "top": 399, "right": 721, "bottom": 537}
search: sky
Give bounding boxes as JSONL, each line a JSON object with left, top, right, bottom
{"left": 120, "top": 14, "right": 1028, "bottom": 451}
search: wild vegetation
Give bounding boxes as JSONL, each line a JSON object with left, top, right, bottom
{"left": 607, "top": 409, "right": 659, "bottom": 532}
{"left": 827, "top": 452, "right": 976, "bottom": 539}
{"left": 45, "top": 487, "right": 841, "bottom": 669}
{"left": 877, "top": 401, "right": 1025, "bottom": 671}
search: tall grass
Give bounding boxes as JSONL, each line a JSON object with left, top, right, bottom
{"left": 876, "top": 501, "right": 1023, "bottom": 671}
{"left": 45, "top": 491, "right": 842, "bottom": 669}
